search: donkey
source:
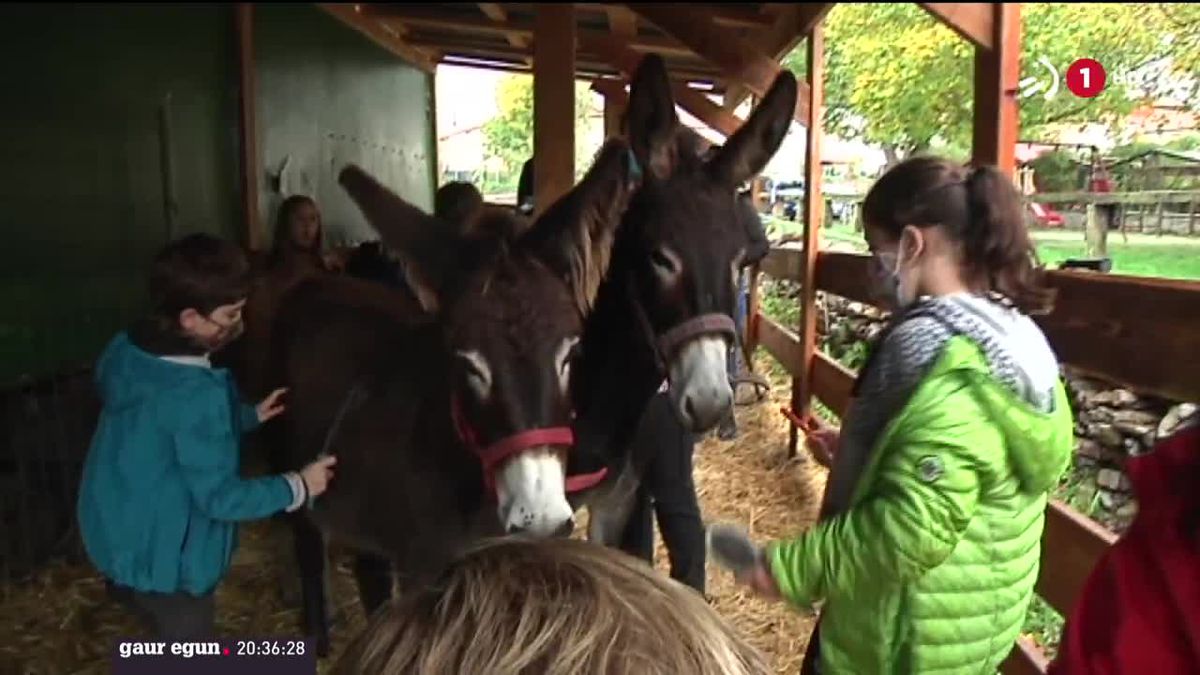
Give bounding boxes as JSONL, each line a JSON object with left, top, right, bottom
{"left": 269, "top": 138, "right": 638, "bottom": 655}
{"left": 561, "top": 57, "right": 798, "bottom": 545}
{"left": 270, "top": 53, "right": 796, "bottom": 655}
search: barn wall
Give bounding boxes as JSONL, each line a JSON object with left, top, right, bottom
{"left": 0, "top": 4, "right": 437, "bottom": 386}
{"left": 254, "top": 4, "right": 436, "bottom": 248}
{"left": 0, "top": 4, "right": 240, "bottom": 385}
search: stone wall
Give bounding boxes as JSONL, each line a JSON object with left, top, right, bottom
{"left": 772, "top": 291, "right": 1197, "bottom": 534}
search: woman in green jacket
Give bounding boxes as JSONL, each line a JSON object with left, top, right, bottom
{"left": 735, "top": 156, "right": 1075, "bottom": 674}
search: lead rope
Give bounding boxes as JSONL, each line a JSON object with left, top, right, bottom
{"left": 307, "top": 382, "right": 368, "bottom": 509}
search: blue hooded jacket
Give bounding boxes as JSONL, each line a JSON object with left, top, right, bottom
{"left": 77, "top": 332, "right": 293, "bottom": 596}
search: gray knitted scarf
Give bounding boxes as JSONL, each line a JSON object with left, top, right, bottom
{"left": 820, "top": 294, "right": 1056, "bottom": 520}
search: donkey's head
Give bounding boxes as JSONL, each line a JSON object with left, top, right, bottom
{"left": 620, "top": 55, "right": 796, "bottom": 431}
{"left": 338, "top": 141, "right": 636, "bottom": 537}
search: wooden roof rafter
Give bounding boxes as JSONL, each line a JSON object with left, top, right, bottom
{"left": 627, "top": 3, "right": 813, "bottom": 124}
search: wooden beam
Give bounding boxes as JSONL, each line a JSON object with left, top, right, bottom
{"left": 724, "top": 4, "right": 834, "bottom": 112}
{"left": 589, "top": 3, "right": 777, "bottom": 28}
{"left": 376, "top": 7, "right": 693, "bottom": 57}
{"left": 628, "top": 4, "right": 810, "bottom": 125}
{"left": 605, "top": 5, "right": 638, "bottom": 37}
{"left": 1036, "top": 500, "right": 1117, "bottom": 616}
{"left": 811, "top": 350, "right": 854, "bottom": 417}
{"left": 999, "top": 636, "right": 1051, "bottom": 675}
{"left": 317, "top": 3, "right": 437, "bottom": 73}
{"left": 580, "top": 34, "right": 742, "bottom": 138}
{"left": 1036, "top": 270, "right": 1200, "bottom": 404}
{"left": 971, "top": 3, "right": 1020, "bottom": 176}
{"left": 235, "top": 4, "right": 262, "bottom": 252}
{"left": 477, "top": 3, "right": 528, "bottom": 50}
{"left": 918, "top": 3, "right": 995, "bottom": 50}
{"left": 790, "top": 23, "right": 824, "bottom": 457}
{"left": 758, "top": 315, "right": 803, "bottom": 376}
{"left": 533, "top": 5, "right": 576, "bottom": 216}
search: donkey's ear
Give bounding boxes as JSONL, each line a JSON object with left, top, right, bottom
{"left": 706, "top": 71, "right": 797, "bottom": 188}
{"left": 519, "top": 139, "right": 637, "bottom": 316}
{"left": 625, "top": 54, "right": 679, "bottom": 181}
{"left": 338, "top": 165, "right": 454, "bottom": 314}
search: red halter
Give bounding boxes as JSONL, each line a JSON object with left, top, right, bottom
{"left": 450, "top": 395, "right": 608, "bottom": 500}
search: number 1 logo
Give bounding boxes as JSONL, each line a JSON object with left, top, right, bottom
{"left": 1066, "top": 59, "right": 1107, "bottom": 98}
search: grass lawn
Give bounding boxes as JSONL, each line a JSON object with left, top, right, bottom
{"left": 766, "top": 216, "right": 1200, "bottom": 281}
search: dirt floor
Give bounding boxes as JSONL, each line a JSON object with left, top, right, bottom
{"left": 0, "top": 357, "right": 825, "bottom": 675}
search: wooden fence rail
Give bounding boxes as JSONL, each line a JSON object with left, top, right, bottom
{"left": 746, "top": 246, "right": 1200, "bottom": 672}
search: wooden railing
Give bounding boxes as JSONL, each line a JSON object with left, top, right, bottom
{"left": 746, "top": 245, "right": 1200, "bottom": 672}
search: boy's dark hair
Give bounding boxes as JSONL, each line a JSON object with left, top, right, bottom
{"left": 435, "top": 181, "right": 484, "bottom": 233}
{"left": 862, "top": 156, "right": 1053, "bottom": 314}
{"left": 149, "top": 233, "right": 250, "bottom": 319}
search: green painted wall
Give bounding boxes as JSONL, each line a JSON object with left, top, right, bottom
{"left": 255, "top": 4, "right": 436, "bottom": 247}
{"left": 0, "top": 4, "right": 435, "bottom": 385}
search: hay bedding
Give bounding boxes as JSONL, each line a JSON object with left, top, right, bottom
{"left": 0, "top": 354, "right": 824, "bottom": 674}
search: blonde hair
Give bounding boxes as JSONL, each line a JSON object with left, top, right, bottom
{"left": 335, "top": 538, "right": 770, "bottom": 675}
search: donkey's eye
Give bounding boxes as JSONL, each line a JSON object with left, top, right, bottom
{"left": 555, "top": 337, "right": 580, "bottom": 393}
{"left": 649, "top": 247, "right": 681, "bottom": 280}
{"left": 455, "top": 350, "right": 492, "bottom": 399}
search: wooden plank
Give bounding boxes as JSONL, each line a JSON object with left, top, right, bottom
{"left": 532, "top": 5, "right": 576, "bottom": 216}
{"left": 1024, "top": 189, "right": 1200, "bottom": 205}
{"left": 477, "top": 3, "right": 528, "bottom": 49}
{"left": 317, "top": 4, "right": 437, "bottom": 73}
{"left": 378, "top": 7, "right": 693, "bottom": 57}
{"left": 1036, "top": 500, "right": 1117, "bottom": 616}
{"left": 999, "top": 635, "right": 1051, "bottom": 675}
{"left": 791, "top": 24, "right": 824, "bottom": 456}
{"left": 811, "top": 351, "right": 854, "bottom": 417}
{"left": 602, "top": 90, "right": 626, "bottom": 138}
{"left": 1037, "top": 270, "right": 1200, "bottom": 404}
{"left": 918, "top": 3, "right": 995, "bottom": 50}
{"left": 590, "top": 2, "right": 776, "bottom": 29}
{"left": 757, "top": 314, "right": 803, "bottom": 376}
{"left": 235, "top": 4, "right": 262, "bottom": 252}
{"left": 670, "top": 83, "right": 741, "bottom": 137}
{"left": 747, "top": 263, "right": 763, "bottom": 352}
{"left": 580, "top": 35, "right": 742, "bottom": 137}
{"left": 628, "top": 4, "right": 811, "bottom": 125}
{"left": 760, "top": 246, "right": 804, "bottom": 281}
{"left": 723, "top": 3, "right": 835, "bottom": 112}
{"left": 814, "top": 251, "right": 876, "bottom": 305}
{"left": 605, "top": 5, "right": 638, "bottom": 37}
{"left": 971, "top": 4, "right": 1020, "bottom": 176}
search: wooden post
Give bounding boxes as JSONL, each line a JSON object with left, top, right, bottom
{"left": 1084, "top": 203, "right": 1107, "bottom": 258}
{"left": 789, "top": 23, "right": 824, "bottom": 459}
{"left": 971, "top": 4, "right": 1020, "bottom": 176}
{"left": 1190, "top": 199, "right": 1197, "bottom": 235}
{"left": 235, "top": 4, "right": 262, "bottom": 251}
{"left": 603, "top": 93, "right": 625, "bottom": 139}
{"left": 1156, "top": 198, "right": 1165, "bottom": 236}
{"left": 533, "top": 5, "right": 576, "bottom": 217}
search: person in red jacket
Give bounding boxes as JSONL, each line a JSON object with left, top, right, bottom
{"left": 1048, "top": 407, "right": 1200, "bottom": 675}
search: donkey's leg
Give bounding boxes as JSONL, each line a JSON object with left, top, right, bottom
{"left": 352, "top": 553, "right": 394, "bottom": 619}
{"left": 292, "top": 514, "right": 331, "bottom": 658}
{"left": 586, "top": 464, "right": 642, "bottom": 547}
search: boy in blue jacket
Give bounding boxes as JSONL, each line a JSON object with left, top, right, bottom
{"left": 77, "top": 233, "right": 337, "bottom": 639}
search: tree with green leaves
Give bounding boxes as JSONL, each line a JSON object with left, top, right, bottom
{"left": 783, "top": 3, "right": 1200, "bottom": 164}
{"left": 481, "top": 75, "right": 599, "bottom": 189}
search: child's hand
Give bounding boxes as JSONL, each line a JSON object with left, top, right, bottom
{"left": 257, "top": 388, "right": 287, "bottom": 423}
{"left": 803, "top": 416, "right": 840, "bottom": 469}
{"left": 300, "top": 455, "right": 337, "bottom": 498}
{"left": 736, "top": 560, "right": 782, "bottom": 601}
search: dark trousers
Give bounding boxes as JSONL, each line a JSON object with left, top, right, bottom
{"left": 618, "top": 393, "right": 706, "bottom": 595}
{"left": 106, "top": 579, "right": 215, "bottom": 639}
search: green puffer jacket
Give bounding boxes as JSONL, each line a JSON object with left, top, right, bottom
{"left": 768, "top": 336, "right": 1074, "bottom": 674}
